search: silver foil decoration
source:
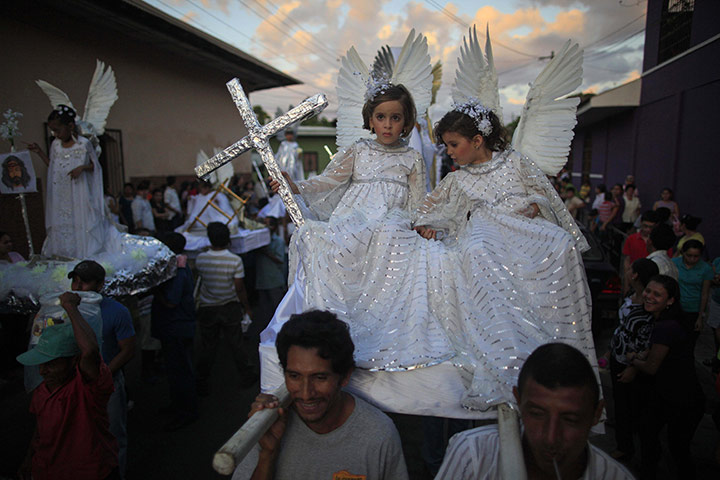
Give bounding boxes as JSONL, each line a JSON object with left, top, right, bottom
{"left": 0, "top": 235, "right": 176, "bottom": 314}
{"left": 17, "top": 193, "right": 34, "bottom": 256}
{"left": 194, "top": 78, "right": 328, "bottom": 226}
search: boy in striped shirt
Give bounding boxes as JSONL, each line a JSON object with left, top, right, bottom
{"left": 195, "top": 222, "right": 257, "bottom": 394}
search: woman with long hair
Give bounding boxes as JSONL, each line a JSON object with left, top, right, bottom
{"left": 629, "top": 275, "right": 705, "bottom": 479}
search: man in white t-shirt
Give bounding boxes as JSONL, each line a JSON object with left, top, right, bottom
{"left": 164, "top": 176, "right": 182, "bottom": 228}
{"left": 233, "top": 310, "right": 409, "bottom": 480}
{"left": 131, "top": 181, "right": 155, "bottom": 232}
{"left": 436, "top": 343, "right": 634, "bottom": 480}
{"left": 647, "top": 223, "right": 679, "bottom": 280}
{"left": 195, "top": 222, "right": 256, "bottom": 395}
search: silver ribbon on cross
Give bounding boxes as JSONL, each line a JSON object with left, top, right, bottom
{"left": 195, "top": 79, "right": 328, "bottom": 226}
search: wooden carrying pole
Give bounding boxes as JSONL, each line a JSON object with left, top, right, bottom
{"left": 212, "top": 384, "right": 291, "bottom": 475}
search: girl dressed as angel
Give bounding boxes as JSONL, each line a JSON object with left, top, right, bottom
{"left": 268, "top": 31, "right": 461, "bottom": 372}
{"left": 412, "top": 101, "right": 597, "bottom": 410}
{"left": 27, "top": 105, "right": 109, "bottom": 258}
{"left": 410, "top": 25, "right": 598, "bottom": 410}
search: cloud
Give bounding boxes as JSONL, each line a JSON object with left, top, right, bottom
{"left": 201, "top": 0, "right": 649, "bottom": 122}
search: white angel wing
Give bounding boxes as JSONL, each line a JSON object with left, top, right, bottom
{"left": 213, "top": 146, "right": 235, "bottom": 187}
{"left": 35, "top": 80, "right": 74, "bottom": 112}
{"left": 196, "top": 149, "right": 217, "bottom": 185}
{"left": 452, "top": 25, "right": 501, "bottom": 122}
{"left": 511, "top": 41, "right": 583, "bottom": 176}
{"left": 391, "top": 29, "right": 433, "bottom": 119}
{"left": 336, "top": 46, "right": 372, "bottom": 148}
{"left": 82, "top": 60, "right": 118, "bottom": 135}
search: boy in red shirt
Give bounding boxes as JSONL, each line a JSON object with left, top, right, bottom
{"left": 17, "top": 292, "right": 118, "bottom": 480}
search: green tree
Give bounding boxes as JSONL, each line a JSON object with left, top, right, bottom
{"left": 253, "top": 105, "right": 270, "bottom": 124}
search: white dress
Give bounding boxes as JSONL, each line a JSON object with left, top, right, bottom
{"left": 276, "top": 139, "right": 304, "bottom": 182}
{"left": 42, "top": 136, "right": 116, "bottom": 258}
{"left": 416, "top": 149, "right": 597, "bottom": 410}
{"left": 286, "top": 138, "right": 456, "bottom": 371}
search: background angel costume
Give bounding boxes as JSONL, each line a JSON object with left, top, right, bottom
{"left": 35, "top": 61, "right": 175, "bottom": 277}
{"left": 42, "top": 135, "right": 119, "bottom": 258}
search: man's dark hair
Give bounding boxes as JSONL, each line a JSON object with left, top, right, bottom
{"left": 631, "top": 258, "right": 659, "bottom": 287}
{"left": 276, "top": 310, "right": 355, "bottom": 376}
{"left": 517, "top": 343, "right": 599, "bottom": 407}
{"left": 160, "top": 232, "right": 186, "bottom": 254}
{"left": 166, "top": 176, "right": 176, "bottom": 187}
{"left": 137, "top": 180, "right": 150, "bottom": 191}
{"left": 206, "top": 222, "right": 230, "bottom": 248}
{"left": 640, "top": 210, "right": 660, "bottom": 224}
{"left": 654, "top": 207, "right": 671, "bottom": 223}
{"left": 2, "top": 155, "right": 31, "bottom": 189}
{"left": 649, "top": 223, "right": 675, "bottom": 251}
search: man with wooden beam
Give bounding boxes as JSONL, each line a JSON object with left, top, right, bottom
{"left": 231, "top": 310, "right": 409, "bottom": 480}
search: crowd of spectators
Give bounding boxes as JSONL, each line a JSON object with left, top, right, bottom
{"left": 556, "top": 170, "right": 720, "bottom": 476}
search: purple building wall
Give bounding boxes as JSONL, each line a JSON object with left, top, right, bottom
{"left": 571, "top": 0, "right": 720, "bottom": 256}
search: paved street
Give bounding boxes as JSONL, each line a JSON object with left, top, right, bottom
{"left": 1, "top": 319, "right": 719, "bottom": 479}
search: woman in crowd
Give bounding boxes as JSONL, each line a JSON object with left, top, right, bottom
{"left": 672, "top": 239, "right": 713, "bottom": 335}
{"left": 653, "top": 187, "right": 680, "bottom": 219}
{"left": 676, "top": 214, "right": 704, "bottom": 254}
{"left": 629, "top": 275, "right": 705, "bottom": 479}
{"left": 606, "top": 258, "right": 660, "bottom": 462}
{"left": 0, "top": 231, "right": 25, "bottom": 263}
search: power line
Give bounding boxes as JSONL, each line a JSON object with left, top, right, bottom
{"left": 424, "top": 0, "right": 538, "bottom": 58}
{"left": 156, "top": 0, "right": 329, "bottom": 92}
{"left": 232, "top": 0, "right": 339, "bottom": 67}
{"left": 584, "top": 29, "right": 645, "bottom": 60}
{"left": 583, "top": 13, "right": 646, "bottom": 51}
{"left": 249, "top": 0, "right": 341, "bottom": 62}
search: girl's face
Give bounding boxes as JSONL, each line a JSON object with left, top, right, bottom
{"left": 0, "top": 234, "right": 12, "bottom": 255}
{"left": 441, "top": 132, "right": 485, "bottom": 165}
{"left": 369, "top": 101, "right": 405, "bottom": 146}
{"left": 611, "top": 185, "right": 623, "bottom": 197}
{"left": 153, "top": 191, "right": 163, "bottom": 203}
{"left": 48, "top": 118, "right": 74, "bottom": 142}
{"left": 682, "top": 247, "right": 702, "bottom": 267}
{"left": 661, "top": 189, "right": 671, "bottom": 201}
{"left": 643, "top": 281, "right": 673, "bottom": 315}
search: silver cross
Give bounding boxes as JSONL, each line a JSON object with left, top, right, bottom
{"left": 195, "top": 78, "right": 328, "bottom": 226}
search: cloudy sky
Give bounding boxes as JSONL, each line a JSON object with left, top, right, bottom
{"left": 143, "top": 0, "right": 647, "bottom": 122}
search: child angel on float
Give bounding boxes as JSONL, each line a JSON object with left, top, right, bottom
{"left": 268, "top": 30, "right": 464, "bottom": 372}
{"left": 413, "top": 27, "right": 599, "bottom": 411}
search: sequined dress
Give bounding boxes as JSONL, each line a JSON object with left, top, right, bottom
{"left": 42, "top": 136, "right": 113, "bottom": 258}
{"left": 286, "top": 138, "right": 456, "bottom": 370}
{"left": 416, "top": 148, "right": 597, "bottom": 410}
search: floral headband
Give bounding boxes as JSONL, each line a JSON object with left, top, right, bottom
{"left": 55, "top": 104, "right": 77, "bottom": 118}
{"left": 453, "top": 98, "right": 493, "bottom": 137}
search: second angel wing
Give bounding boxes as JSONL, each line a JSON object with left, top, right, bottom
{"left": 512, "top": 41, "right": 583, "bottom": 176}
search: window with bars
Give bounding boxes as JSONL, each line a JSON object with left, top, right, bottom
{"left": 658, "top": 0, "right": 694, "bottom": 64}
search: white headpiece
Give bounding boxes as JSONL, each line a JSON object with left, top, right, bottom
{"left": 451, "top": 25, "right": 584, "bottom": 175}
{"left": 336, "top": 29, "right": 433, "bottom": 148}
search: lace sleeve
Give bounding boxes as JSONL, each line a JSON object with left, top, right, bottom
{"left": 296, "top": 143, "right": 356, "bottom": 220}
{"left": 513, "top": 151, "right": 590, "bottom": 252}
{"left": 414, "top": 173, "right": 469, "bottom": 242}
{"left": 407, "top": 150, "right": 428, "bottom": 220}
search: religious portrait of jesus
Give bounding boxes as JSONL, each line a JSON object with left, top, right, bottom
{"left": 0, "top": 151, "right": 37, "bottom": 194}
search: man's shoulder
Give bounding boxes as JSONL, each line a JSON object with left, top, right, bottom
{"left": 587, "top": 444, "right": 635, "bottom": 479}
{"left": 349, "top": 395, "right": 397, "bottom": 433}
{"left": 449, "top": 424, "right": 499, "bottom": 449}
